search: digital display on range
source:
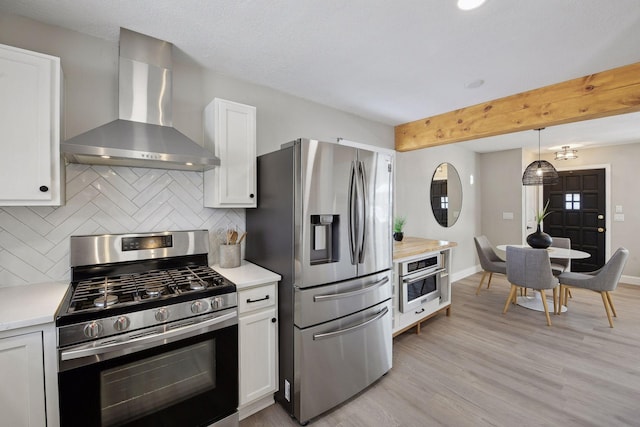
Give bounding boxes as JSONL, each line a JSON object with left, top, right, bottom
{"left": 122, "top": 235, "right": 173, "bottom": 251}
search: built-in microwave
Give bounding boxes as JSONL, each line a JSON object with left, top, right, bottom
{"left": 399, "top": 254, "right": 444, "bottom": 313}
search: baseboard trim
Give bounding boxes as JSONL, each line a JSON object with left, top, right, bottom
{"left": 621, "top": 275, "right": 640, "bottom": 286}
{"left": 451, "top": 265, "right": 481, "bottom": 283}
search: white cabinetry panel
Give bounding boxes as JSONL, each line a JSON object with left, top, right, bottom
{"left": 0, "top": 331, "right": 46, "bottom": 427}
{"left": 204, "top": 98, "right": 256, "bottom": 207}
{"left": 239, "top": 306, "right": 277, "bottom": 405}
{"left": 0, "top": 44, "right": 62, "bottom": 206}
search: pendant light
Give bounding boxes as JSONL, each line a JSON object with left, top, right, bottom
{"left": 522, "top": 128, "right": 559, "bottom": 186}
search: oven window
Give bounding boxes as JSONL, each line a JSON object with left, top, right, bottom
{"left": 407, "top": 276, "right": 437, "bottom": 302}
{"left": 101, "top": 340, "right": 216, "bottom": 426}
{"left": 59, "top": 325, "right": 238, "bottom": 427}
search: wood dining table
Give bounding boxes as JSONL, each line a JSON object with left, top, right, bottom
{"left": 496, "top": 244, "right": 591, "bottom": 313}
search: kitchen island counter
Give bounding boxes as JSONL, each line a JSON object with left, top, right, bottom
{"left": 393, "top": 236, "right": 457, "bottom": 262}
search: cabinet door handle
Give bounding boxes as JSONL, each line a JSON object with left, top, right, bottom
{"left": 39, "top": 185, "right": 49, "bottom": 192}
{"left": 415, "top": 308, "right": 426, "bottom": 314}
{"left": 249, "top": 193, "right": 255, "bottom": 198}
{"left": 246, "top": 295, "right": 270, "bottom": 303}
{"left": 271, "top": 318, "right": 277, "bottom": 323}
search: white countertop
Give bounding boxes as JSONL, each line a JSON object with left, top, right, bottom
{"left": 212, "top": 260, "right": 281, "bottom": 290}
{"left": 0, "top": 281, "right": 69, "bottom": 332}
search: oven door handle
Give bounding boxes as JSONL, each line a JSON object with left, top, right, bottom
{"left": 60, "top": 310, "right": 237, "bottom": 362}
{"left": 313, "top": 307, "right": 388, "bottom": 340}
{"left": 313, "top": 276, "right": 389, "bottom": 302}
{"left": 402, "top": 268, "right": 446, "bottom": 284}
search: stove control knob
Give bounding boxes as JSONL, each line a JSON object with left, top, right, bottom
{"left": 155, "top": 307, "right": 170, "bottom": 322}
{"left": 211, "top": 296, "right": 223, "bottom": 309}
{"left": 83, "top": 321, "right": 103, "bottom": 338}
{"left": 113, "top": 316, "right": 130, "bottom": 331}
{"left": 191, "top": 300, "right": 208, "bottom": 314}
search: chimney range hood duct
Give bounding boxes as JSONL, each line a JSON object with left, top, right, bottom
{"left": 62, "top": 28, "right": 219, "bottom": 171}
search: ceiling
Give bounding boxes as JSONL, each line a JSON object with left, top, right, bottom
{"left": 2, "top": 0, "right": 640, "bottom": 153}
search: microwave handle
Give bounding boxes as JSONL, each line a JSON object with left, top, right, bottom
{"left": 313, "top": 276, "right": 389, "bottom": 302}
{"left": 402, "top": 268, "right": 446, "bottom": 284}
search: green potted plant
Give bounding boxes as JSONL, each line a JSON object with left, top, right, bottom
{"left": 527, "top": 199, "right": 553, "bottom": 248}
{"left": 393, "top": 216, "right": 406, "bottom": 242}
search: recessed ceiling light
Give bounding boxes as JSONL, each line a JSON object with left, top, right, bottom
{"left": 457, "top": 0, "right": 487, "bottom": 11}
{"left": 465, "top": 79, "right": 485, "bottom": 89}
{"left": 100, "top": 155, "right": 111, "bottom": 159}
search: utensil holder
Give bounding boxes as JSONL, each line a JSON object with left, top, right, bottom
{"left": 219, "top": 244, "right": 241, "bottom": 268}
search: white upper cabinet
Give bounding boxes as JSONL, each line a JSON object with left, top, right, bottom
{"left": 0, "top": 43, "right": 63, "bottom": 206}
{"left": 204, "top": 98, "right": 257, "bottom": 208}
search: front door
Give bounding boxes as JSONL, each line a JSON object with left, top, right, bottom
{"left": 543, "top": 168, "right": 606, "bottom": 272}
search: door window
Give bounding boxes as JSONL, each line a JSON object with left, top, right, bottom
{"left": 565, "top": 193, "right": 581, "bottom": 210}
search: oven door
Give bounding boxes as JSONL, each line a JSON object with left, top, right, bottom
{"left": 58, "top": 312, "right": 238, "bottom": 427}
{"left": 399, "top": 268, "right": 444, "bottom": 313}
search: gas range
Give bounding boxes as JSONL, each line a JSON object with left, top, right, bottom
{"left": 56, "top": 230, "right": 240, "bottom": 427}
{"left": 56, "top": 230, "right": 237, "bottom": 349}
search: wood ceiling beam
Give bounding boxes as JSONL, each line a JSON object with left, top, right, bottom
{"left": 394, "top": 61, "right": 640, "bottom": 152}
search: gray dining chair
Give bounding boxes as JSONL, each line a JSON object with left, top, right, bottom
{"left": 503, "top": 246, "right": 559, "bottom": 326}
{"left": 549, "top": 237, "right": 571, "bottom": 276}
{"left": 474, "top": 236, "right": 507, "bottom": 295}
{"left": 557, "top": 247, "right": 629, "bottom": 327}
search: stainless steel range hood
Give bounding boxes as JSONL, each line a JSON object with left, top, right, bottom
{"left": 62, "top": 28, "right": 219, "bottom": 171}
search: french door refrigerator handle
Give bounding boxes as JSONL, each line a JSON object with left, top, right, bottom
{"left": 348, "top": 160, "right": 358, "bottom": 264}
{"left": 313, "top": 276, "right": 389, "bottom": 302}
{"left": 312, "top": 307, "right": 389, "bottom": 340}
{"left": 357, "top": 160, "right": 367, "bottom": 263}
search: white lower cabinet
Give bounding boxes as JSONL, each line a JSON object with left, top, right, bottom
{"left": 238, "top": 282, "right": 278, "bottom": 420}
{"left": 0, "top": 331, "right": 46, "bottom": 427}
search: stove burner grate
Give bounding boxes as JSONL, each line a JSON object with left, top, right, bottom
{"left": 65, "top": 265, "right": 227, "bottom": 313}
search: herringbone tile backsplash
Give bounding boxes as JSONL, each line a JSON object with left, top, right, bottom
{"left": 0, "top": 164, "right": 244, "bottom": 287}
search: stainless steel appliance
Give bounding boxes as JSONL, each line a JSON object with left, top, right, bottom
{"left": 246, "top": 138, "right": 393, "bottom": 425}
{"left": 398, "top": 253, "right": 444, "bottom": 313}
{"left": 62, "top": 28, "right": 220, "bottom": 171}
{"left": 56, "top": 230, "right": 239, "bottom": 427}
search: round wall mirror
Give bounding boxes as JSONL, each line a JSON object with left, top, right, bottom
{"left": 430, "top": 163, "right": 463, "bottom": 227}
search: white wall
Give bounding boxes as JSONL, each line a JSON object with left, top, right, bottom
{"left": 479, "top": 149, "right": 525, "bottom": 249}
{"left": 395, "top": 144, "right": 480, "bottom": 278}
{"left": 0, "top": 12, "right": 394, "bottom": 287}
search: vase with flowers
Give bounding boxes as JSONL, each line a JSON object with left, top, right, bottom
{"left": 527, "top": 199, "right": 553, "bottom": 248}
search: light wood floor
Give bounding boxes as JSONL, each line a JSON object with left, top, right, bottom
{"left": 240, "top": 273, "right": 640, "bottom": 427}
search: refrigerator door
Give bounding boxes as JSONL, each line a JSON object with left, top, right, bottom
{"left": 296, "top": 139, "right": 358, "bottom": 288}
{"left": 356, "top": 148, "right": 393, "bottom": 277}
{"left": 294, "top": 299, "right": 393, "bottom": 424}
{"left": 294, "top": 270, "right": 392, "bottom": 328}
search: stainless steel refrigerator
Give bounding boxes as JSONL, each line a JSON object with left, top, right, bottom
{"left": 246, "top": 138, "right": 393, "bottom": 424}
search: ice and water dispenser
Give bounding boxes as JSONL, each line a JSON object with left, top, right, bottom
{"left": 310, "top": 214, "right": 339, "bottom": 264}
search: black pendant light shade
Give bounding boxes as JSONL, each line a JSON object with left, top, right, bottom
{"left": 522, "top": 160, "right": 559, "bottom": 185}
{"left": 522, "top": 128, "right": 559, "bottom": 186}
